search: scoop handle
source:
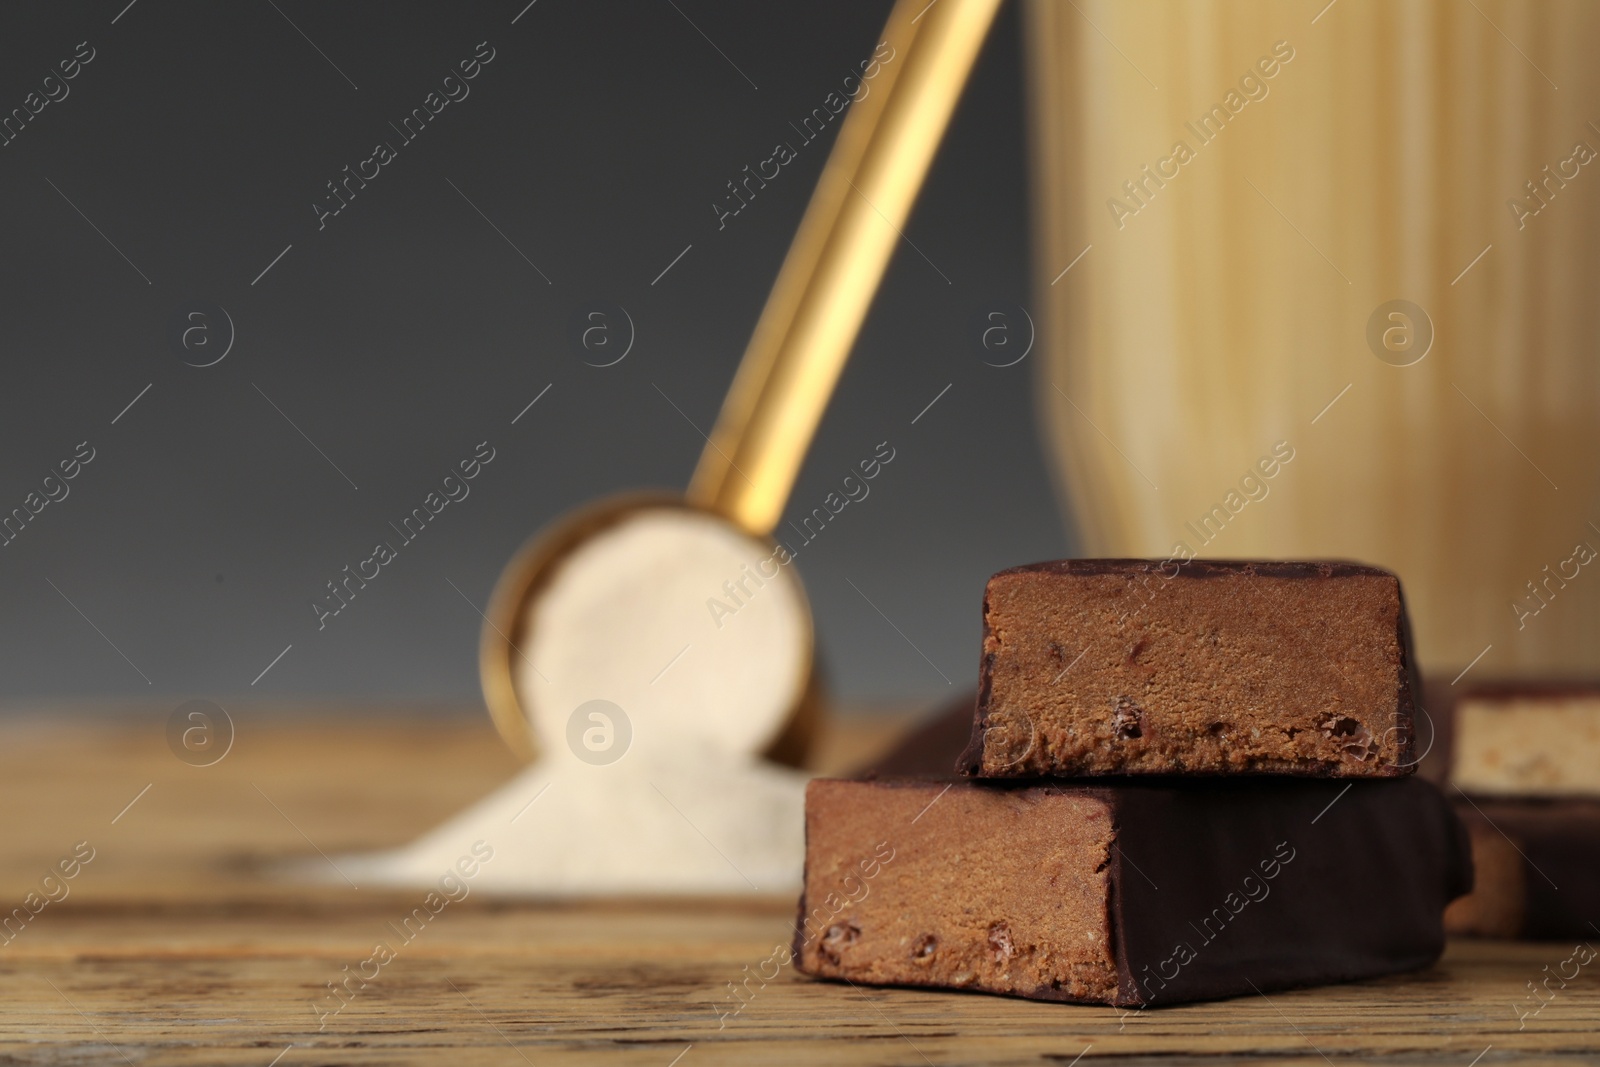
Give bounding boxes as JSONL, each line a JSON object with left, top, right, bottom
{"left": 686, "top": 0, "right": 1003, "bottom": 535}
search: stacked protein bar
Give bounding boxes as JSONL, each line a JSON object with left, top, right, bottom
{"left": 1437, "top": 682, "right": 1600, "bottom": 939}
{"left": 794, "top": 560, "right": 1473, "bottom": 1008}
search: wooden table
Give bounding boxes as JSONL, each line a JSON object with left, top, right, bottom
{"left": 2, "top": 707, "right": 1595, "bottom": 1065}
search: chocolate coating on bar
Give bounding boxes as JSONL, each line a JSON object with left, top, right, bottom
{"left": 961, "top": 559, "right": 1421, "bottom": 778}
{"left": 994, "top": 558, "right": 1398, "bottom": 581}
{"left": 794, "top": 776, "right": 1470, "bottom": 1007}
{"left": 1447, "top": 797, "right": 1600, "bottom": 940}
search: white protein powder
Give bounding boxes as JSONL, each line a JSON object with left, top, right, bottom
{"left": 521, "top": 507, "right": 809, "bottom": 763}
{"left": 330, "top": 507, "right": 813, "bottom": 895}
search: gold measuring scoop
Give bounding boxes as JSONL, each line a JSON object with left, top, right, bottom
{"left": 480, "top": 0, "right": 1003, "bottom": 765}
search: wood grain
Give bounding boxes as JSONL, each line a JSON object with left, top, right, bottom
{"left": 0, "top": 707, "right": 1594, "bottom": 1065}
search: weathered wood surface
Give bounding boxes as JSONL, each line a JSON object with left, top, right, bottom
{"left": 0, "top": 707, "right": 1595, "bottom": 1065}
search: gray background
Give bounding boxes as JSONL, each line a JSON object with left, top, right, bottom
{"left": 0, "top": 0, "right": 1072, "bottom": 708}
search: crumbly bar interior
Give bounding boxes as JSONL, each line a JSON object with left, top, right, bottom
{"left": 798, "top": 781, "right": 1120, "bottom": 1003}
{"left": 978, "top": 569, "right": 1405, "bottom": 776}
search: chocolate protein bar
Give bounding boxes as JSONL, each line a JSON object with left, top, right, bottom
{"left": 960, "top": 560, "right": 1420, "bottom": 778}
{"left": 796, "top": 776, "right": 1469, "bottom": 1007}
{"left": 1446, "top": 797, "right": 1600, "bottom": 939}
